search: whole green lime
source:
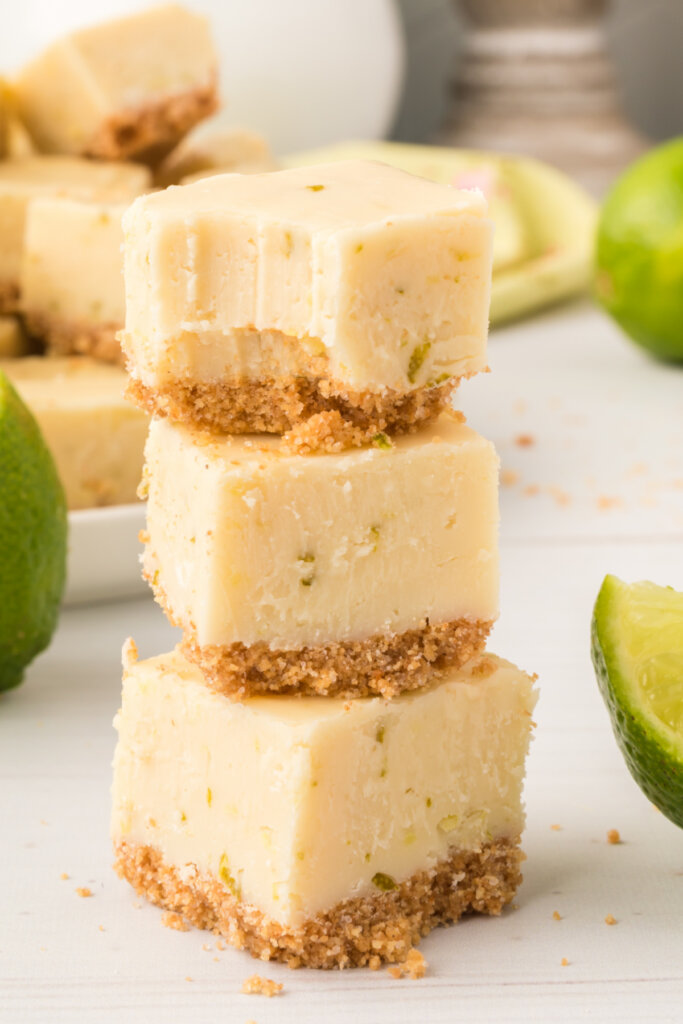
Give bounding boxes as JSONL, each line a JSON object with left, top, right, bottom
{"left": 0, "top": 371, "right": 67, "bottom": 692}
{"left": 595, "top": 137, "right": 683, "bottom": 362}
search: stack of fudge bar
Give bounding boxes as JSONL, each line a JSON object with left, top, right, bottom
{"left": 112, "top": 160, "right": 537, "bottom": 969}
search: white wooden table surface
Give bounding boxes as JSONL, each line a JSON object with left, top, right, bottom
{"left": 2, "top": 303, "right": 682, "bottom": 1023}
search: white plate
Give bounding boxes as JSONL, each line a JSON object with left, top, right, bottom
{"left": 65, "top": 503, "right": 147, "bottom": 606}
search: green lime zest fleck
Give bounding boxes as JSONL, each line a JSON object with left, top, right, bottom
{"left": 296, "top": 850, "right": 305, "bottom": 861}
{"left": 438, "top": 814, "right": 459, "bottom": 834}
{"left": 206, "top": 787, "right": 212, "bottom": 807}
{"left": 407, "top": 342, "right": 431, "bottom": 383}
{"left": 372, "top": 432, "right": 393, "bottom": 450}
{"left": 364, "top": 852, "right": 371, "bottom": 863}
{"left": 180, "top": 811, "right": 187, "bottom": 822}
{"left": 426, "top": 797, "right": 432, "bottom": 808}
{"left": 298, "top": 552, "right": 315, "bottom": 587}
{"left": 395, "top": 286, "right": 405, "bottom": 294}
{"left": 428, "top": 372, "right": 451, "bottom": 388}
{"left": 307, "top": 184, "right": 325, "bottom": 192}
{"left": 355, "top": 243, "right": 364, "bottom": 253}
{"left": 218, "top": 853, "right": 241, "bottom": 898}
{"left": 372, "top": 872, "right": 397, "bottom": 892}
{"left": 375, "top": 724, "right": 385, "bottom": 744}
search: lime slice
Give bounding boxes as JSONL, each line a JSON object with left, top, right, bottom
{"left": 591, "top": 575, "right": 683, "bottom": 828}
{"left": 0, "top": 371, "right": 67, "bottom": 692}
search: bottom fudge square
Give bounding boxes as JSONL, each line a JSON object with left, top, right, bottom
{"left": 112, "top": 647, "right": 536, "bottom": 969}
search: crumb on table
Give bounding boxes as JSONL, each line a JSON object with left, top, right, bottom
{"left": 553, "top": 910, "right": 562, "bottom": 921}
{"left": 514, "top": 433, "right": 535, "bottom": 448}
{"left": 241, "top": 974, "right": 284, "bottom": 997}
{"left": 550, "top": 824, "right": 562, "bottom": 831}
{"left": 387, "top": 948, "right": 427, "bottom": 980}
{"left": 605, "top": 914, "right": 617, "bottom": 926}
{"left": 161, "top": 910, "right": 190, "bottom": 931}
{"left": 75, "top": 887, "right": 93, "bottom": 898}
{"left": 500, "top": 469, "right": 519, "bottom": 487}
{"left": 561, "top": 957, "right": 569, "bottom": 967}
{"left": 607, "top": 829, "right": 621, "bottom": 845}
{"left": 60, "top": 872, "right": 69, "bottom": 880}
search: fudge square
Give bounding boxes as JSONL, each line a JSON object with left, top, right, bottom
{"left": 122, "top": 160, "right": 493, "bottom": 441}
{"left": 13, "top": 5, "right": 217, "bottom": 163}
{"left": 22, "top": 198, "right": 128, "bottom": 364}
{"left": 112, "top": 646, "right": 537, "bottom": 969}
{"left": 0, "top": 155, "right": 148, "bottom": 314}
{"left": 141, "top": 412, "right": 499, "bottom": 698}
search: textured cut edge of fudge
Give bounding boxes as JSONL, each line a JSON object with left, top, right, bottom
{"left": 126, "top": 372, "right": 460, "bottom": 449}
{"left": 0, "top": 279, "right": 20, "bottom": 315}
{"left": 26, "top": 311, "right": 123, "bottom": 365}
{"left": 83, "top": 76, "right": 218, "bottom": 164}
{"left": 174, "top": 617, "right": 492, "bottom": 700}
{"left": 114, "top": 836, "right": 522, "bottom": 970}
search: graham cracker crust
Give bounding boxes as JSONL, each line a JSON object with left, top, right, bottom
{"left": 176, "top": 617, "right": 492, "bottom": 700}
{"left": 82, "top": 76, "right": 218, "bottom": 164}
{"left": 127, "top": 373, "right": 458, "bottom": 450}
{"left": 114, "top": 836, "right": 523, "bottom": 969}
{"left": 25, "top": 310, "right": 123, "bottom": 365}
{"left": 0, "top": 279, "right": 20, "bottom": 315}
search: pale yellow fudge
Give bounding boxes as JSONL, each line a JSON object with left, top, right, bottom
{"left": 22, "top": 198, "right": 128, "bottom": 363}
{"left": 1, "top": 357, "right": 149, "bottom": 509}
{"left": 0, "top": 316, "right": 30, "bottom": 358}
{"left": 123, "top": 160, "right": 493, "bottom": 443}
{"left": 112, "top": 645, "right": 536, "bottom": 968}
{"left": 0, "top": 156, "right": 149, "bottom": 313}
{"left": 154, "top": 127, "right": 276, "bottom": 188}
{"left": 141, "top": 412, "right": 499, "bottom": 698}
{"left": 13, "top": 5, "right": 218, "bottom": 164}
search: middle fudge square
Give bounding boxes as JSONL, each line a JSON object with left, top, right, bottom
{"left": 141, "top": 411, "right": 499, "bottom": 699}
{"left": 122, "top": 160, "right": 493, "bottom": 445}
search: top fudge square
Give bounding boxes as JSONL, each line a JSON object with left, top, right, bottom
{"left": 122, "top": 160, "right": 493, "bottom": 442}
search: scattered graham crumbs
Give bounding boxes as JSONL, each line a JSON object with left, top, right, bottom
{"left": 75, "top": 887, "right": 92, "bottom": 898}
{"left": 553, "top": 911, "right": 562, "bottom": 921}
{"left": 241, "top": 975, "right": 283, "bottom": 998}
{"left": 607, "top": 829, "right": 621, "bottom": 845}
{"left": 98, "top": 925, "right": 105, "bottom": 932}
{"left": 500, "top": 469, "right": 519, "bottom": 487}
{"left": 387, "top": 948, "right": 427, "bottom": 980}
{"left": 202, "top": 942, "right": 211, "bottom": 951}
{"left": 185, "top": 976, "right": 193, "bottom": 982}
{"left": 548, "top": 486, "right": 571, "bottom": 507}
{"left": 597, "top": 495, "right": 622, "bottom": 511}
{"left": 550, "top": 824, "right": 562, "bottom": 831}
{"left": 215, "top": 939, "right": 225, "bottom": 951}
{"left": 605, "top": 914, "right": 617, "bottom": 926}
{"left": 515, "top": 433, "right": 535, "bottom": 448}
{"left": 368, "top": 955, "right": 381, "bottom": 971}
{"left": 161, "top": 911, "right": 189, "bottom": 932}
{"left": 471, "top": 656, "right": 498, "bottom": 678}
{"left": 60, "top": 872, "right": 69, "bottom": 880}
{"left": 523, "top": 484, "right": 540, "bottom": 497}
{"left": 561, "top": 958, "right": 569, "bottom": 967}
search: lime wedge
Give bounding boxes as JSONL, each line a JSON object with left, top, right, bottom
{"left": 591, "top": 575, "right": 683, "bottom": 828}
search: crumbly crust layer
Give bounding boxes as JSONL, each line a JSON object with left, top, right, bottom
{"left": 25, "top": 310, "right": 123, "bottom": 364}
{"left": 175, "top": 617, "right": 492, "bottom": 700}
{"left": 0, "top": 279, "right": 20, "bottom": 315}
{"left": 127, "top": 373, "right": 458, "bottom": 450}
{"left": 83, "top": 77, "right": 218, "bottom": 165}
{"left": 114, "top": 836, "right": 523, "bottom": 969}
